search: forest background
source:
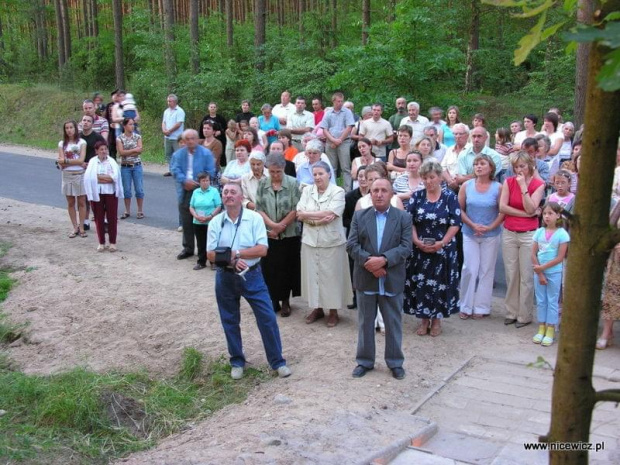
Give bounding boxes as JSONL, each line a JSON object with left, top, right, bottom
{"left": 0, "top": 0, "right": 581, "bottom": 162}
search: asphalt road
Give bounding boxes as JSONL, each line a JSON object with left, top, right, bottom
{"left": 0, "top": 150, "right": 180, "bottom": 230}
{"left": 0, "top": 149, "right": 506, "bottom": 294}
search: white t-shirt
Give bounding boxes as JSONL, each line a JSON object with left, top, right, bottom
{"left": 58, "top": 139, "right": 86, "bottom": 172}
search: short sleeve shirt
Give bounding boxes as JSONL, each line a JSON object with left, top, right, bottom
{"left": 533, "top": 227, "right": 570, "bottom": 273}
{"left": 207, "top": 208, "right": 268, "bottom": 267}
{"left": 163, "top": 106, "right": 185, "bottom": 140}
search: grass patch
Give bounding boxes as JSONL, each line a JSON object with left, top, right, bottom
{"left": 0, "top": 244, "right": 267, "bottom": 463}
{"left": 0, "top": 353, "right": 268, "bottom": 463}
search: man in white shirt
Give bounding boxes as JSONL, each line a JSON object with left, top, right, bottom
{"left": 272, "top": 91, "right": 295, "bottom": 128}
{"left": 162, "top": 94, "right": 185, "bottom": 176}
{"left": 287, "top": 96, "right": 315, "bottom": 151}
{"left": 399, "top": 101, "right": 429, "bottom": 146}
{"left": 359, "top": 103, "right": 394, "bottom": 161}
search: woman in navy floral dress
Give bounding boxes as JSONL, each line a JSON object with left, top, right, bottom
{"left": 404, "top": 161, "right": 462, "bottom": 337}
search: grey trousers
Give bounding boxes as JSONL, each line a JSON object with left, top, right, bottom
{"left": 326, "top": 140, "right": 352, "bottom": 192}
{"left": 356, "top": 291, "right": 404, "bottom": 369}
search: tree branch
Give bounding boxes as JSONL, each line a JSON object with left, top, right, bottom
{"left": 594, "top": 389, "right": 620, "bottom": 404}
{"left": 594, "top": 229, "right": 620, "bottom": 254}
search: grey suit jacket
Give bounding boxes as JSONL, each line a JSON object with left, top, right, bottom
{"left": 346, "top": 206, "right": 412, "bottom": 294}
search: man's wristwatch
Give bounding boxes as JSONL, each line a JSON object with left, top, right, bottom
{"left": 235, "top": 250, "right": 241, "bottom": 260}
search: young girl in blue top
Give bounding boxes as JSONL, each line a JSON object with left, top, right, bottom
{"left": 531, "top": 202, "right": 570, "bottom": 346}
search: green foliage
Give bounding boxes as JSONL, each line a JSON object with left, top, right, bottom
{"left": 178, "top": 347, "right": 204, "bottom": 381}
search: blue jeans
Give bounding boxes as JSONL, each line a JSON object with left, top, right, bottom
{"left": 534, "top": 271, "right": 562, "bottom": 325}
{"left": 121, "top": 164, "right": 145, "bottom": 199}
{"left": 215, "top": 265, "right": 286, "bottom": 370}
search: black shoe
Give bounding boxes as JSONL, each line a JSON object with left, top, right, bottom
{"left": 352, "top": 365, "right": 373, "bottom": 378}
{"left": 177, "top": 251, "right": 194, "bottom": 260}
{"left": 193, "top": 263, "right": 206, "bottom": 270}
{"left": 504, "top": 318, "right": 517, "bottom": 325}
{"left": 515, "top": 321, "right": 532, "bottom": 328}
{"left": 347, "top": 295, "right": 357, "bottom": 310}
{"left": 163, "top": 171, "right": 172, "bottom": 177}
{"left": 83, "top": 223, "right": 90, "bottom": 231}
{"left": 391, "top": 367, "right": 406, "bottom": 380}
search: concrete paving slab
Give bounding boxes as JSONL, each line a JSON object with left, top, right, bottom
{"left": 390, "top": 355, "right": 619, "bottom": 465}
{"left": 390, "top": 448, "right": 469, "bottom": 465}
{"left": 423, "top": 431, "right": 502, "bottom": 463}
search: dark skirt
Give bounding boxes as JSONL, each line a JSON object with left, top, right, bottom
{"left": 262, "top": 236, "right": 301, "bottom": 301}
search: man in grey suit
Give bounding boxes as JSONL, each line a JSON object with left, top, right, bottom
{"left": 346, "top": 178, "right": 412, "bottom": 380}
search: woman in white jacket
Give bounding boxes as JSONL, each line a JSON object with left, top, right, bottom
{"left": 84, "top": 141, "right": 123, "bottom": 252}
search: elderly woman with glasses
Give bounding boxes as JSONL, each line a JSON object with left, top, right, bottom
{"left": 297, "top": 160, "right": 352, "bottom": 327}
{"left": 241, "top": 151, "right": 268, "bottom": 210}
{"left": 256, "top": 153, "right": 302, "bottom": 316}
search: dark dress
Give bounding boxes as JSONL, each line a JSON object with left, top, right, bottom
{"left": 404, "top": 188, "right": 462, "bottom": 318}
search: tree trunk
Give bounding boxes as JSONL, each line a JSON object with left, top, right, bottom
{"left": 574, "top": 0, "right": 595, "bottom": 130}
{"left": 277, "top": 0, "right": 283, "bottom": 35}
{"left": 190, "top": 0, "right": 200, "bottom": 73}
{"left": 362, "top": 0, "right": 370, "bottom": 45}
{"left": 464, "top": 0, "right": 480, "bottom": 92}
{"left": 225, "top": 0, "right": 233, "bottom": 47}
{"left": 298, "top": 0, "right": 305, "bottom": 43}
{"left": 82, "top": 0, "right": 90, "bottom": 37}
{"left": 54, "top": 0, "right": 66, "bottom": 68}
{"left": 388, "top": 0, "right": 395, "bottom": 22}
{"left": 91, "top": 0, "right": 99, "bottom": 36}
{"left": 163, "top": 0, "right": 176, "bottom": 84}
{"left": 112, "top": 0, "right": 125, "bottom": 88}
{"left": 254, "top": 0, "right": 266, "bottom": 70}
{"left": 0, "top": 16, "right": 4, "bottom": 54}
{"left": 60, "top": 0, "right": 71, "bottom": 61}
{"left": 547, "top": 3, "right": 620, "bottom": 464}
{"left": 32, "top": 0, "right": 48, "bottom": 60}
{"left": 330, "top": 0, "right": 337, "bottom": 48}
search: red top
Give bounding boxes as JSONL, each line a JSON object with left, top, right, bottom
{"left": 314, "top": 110, "right": 325, "bottom": 126}
{"left": 504, "top": 176, "right": 544, "bottom": 232}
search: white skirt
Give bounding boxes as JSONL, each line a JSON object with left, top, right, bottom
{"left": 61, "top": 171, "right": 86, "bottom": 196}
{"left": 301, "top": 243, "right": 353, "bottom": 310}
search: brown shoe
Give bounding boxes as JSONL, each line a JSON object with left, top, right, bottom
{"left": 326, "top": 310, "right": 339, "bottom": 327}
{"left": 305, "top": 308, "right": 324, "bottom": 324}
{"left": 281, "top": 300, "right": 292, "bottom": 317}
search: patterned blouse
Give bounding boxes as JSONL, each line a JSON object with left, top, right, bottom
{"left": 118, "top": 132, "right": 142, "bottom": 165}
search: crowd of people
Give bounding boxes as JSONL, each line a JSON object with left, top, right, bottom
{"left": 55, "top": 89, "right": 620, "bottom": 380}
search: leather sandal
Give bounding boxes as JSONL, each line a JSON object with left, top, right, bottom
{"left": 326, "top": 310, "right": 339, "bottom": 327}
{"left": 430, "top": 321, "right": 442, "bottom": 337}
{"left": 305, "top": 308, "right": 324, "bottom": 324}
{"left": 416, "top": 319, "right": 430, "bottom": 336}
{"left": 281, "top": 301, "right": 292, "bottom": 317}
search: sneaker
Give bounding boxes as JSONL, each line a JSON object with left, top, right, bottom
{"left": 231, "top": 366, "right": 244, "bottom": 380}
{"left": 83, "top": 223, "right": 90, "bottom": 231}
{"left": 541, "top": 336, "right": 554, "bottom": 347}
{"left": 177, "top": 226, "right": 183, "bottom": 232}
{"left": 277, "top": 365, "right": 292, "bottom": 378}
{"left": 533, "top": 333, "right": 544, "bottom": 344}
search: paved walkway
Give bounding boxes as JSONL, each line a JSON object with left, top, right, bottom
{"left": 388, "top": 356, "right": 620, "bottom": 464}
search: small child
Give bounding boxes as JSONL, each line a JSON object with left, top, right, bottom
{"left": 225, "top": 120, "right": 238, "bottom": 164}
{"left": 494, "top": 127, "right": 513, "bottom": 182}
{"left": 548, "top": 170, "right": 575, "bottom": 216}
{"left": 532, "top": 202, "right": 570, "bottom": 346}
{"left": 121, "top": 93, "right": 140, "bottom": 133}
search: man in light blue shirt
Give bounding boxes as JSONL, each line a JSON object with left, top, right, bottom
{"left": 162, "top": 94, "right": 185, "bottom": 176}
{"left": 456, "top": 126, "right": 502, "bottom": 183}
{"left": 207, "top": 183, "right": 291, "bottom": 381}
{"left": 319, "top": 92, "right": 355, "bottom": 192}
{"left": 347, "top": 179, "right": 412, "bottom": 380}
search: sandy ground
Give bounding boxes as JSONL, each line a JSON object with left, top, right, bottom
{"left": 1, "top": 145, "right": 617, "bottom": 464}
